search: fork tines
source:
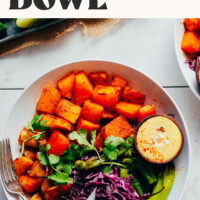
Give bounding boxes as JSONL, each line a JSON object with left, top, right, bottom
{"left": 0, "top": 138, "right": 17, "bottom": 185}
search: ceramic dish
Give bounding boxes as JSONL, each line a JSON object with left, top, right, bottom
{"left": 174, "top": 19, "right": 200, "bottom": 100}
{"left": 1, "top": 60, "right": 191, "bottom": 200}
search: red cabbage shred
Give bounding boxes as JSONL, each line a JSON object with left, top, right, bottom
{"left": 61, "top": 167, "right": 144, "bottom": 200}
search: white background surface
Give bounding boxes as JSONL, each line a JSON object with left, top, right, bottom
{"left": 0, "top": 19, "right": 199, "bottom": 199}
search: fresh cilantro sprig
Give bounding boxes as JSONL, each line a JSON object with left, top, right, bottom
{"left": 20, "top": 114, "right": 49, "bottom": 157}
{"left": 48, "top": 172, "right": 73, "bottom": 185}
{"left": 69, "top": 129, "right": 101, "bottom": 161}
{"left": 20, "top": 132, "right": 44, "bottom": 157}
{"left": 103, "top": 135, "right": 134, "bottom": 161}
{"left": 38, "top": 143, "right": 85, "bottom": 185}
{"left": 27, "top": 114, "right": 49, "bottom": 133}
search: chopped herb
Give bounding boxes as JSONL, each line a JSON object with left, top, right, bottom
{"left": 48, "top": 172, "right": 73, "bottom": 185}
{"left": 20, "top": 132, "right": 44, "bottom": 157}
{"left": 69, "top": 129, "right": 101, "bottom": 160}
{"left": 27, "top": 114, "right": 49, "bottom": 133}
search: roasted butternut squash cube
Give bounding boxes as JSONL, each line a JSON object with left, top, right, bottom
{"left": 55, "top": 99, "right": 81, "bottom": 124}
{"left": 18, "top": 127, "right": 39, "bottom": 148}
{"left": 73, "top": 72, "right": 93, "bottom": 105}
{"left": 41, "top": 179, "right": 51, "bottom": 193}
{"left": 13, "top": 156, "right": 33, "bottom": 176}
{"left": 41, "top": 114, "right": 74, "bottom": 131}
{"left": 115, "top": 101, "right": 142, "bottom": 121}
{"left": 76, "top": 118, "right": 100, "bottom": 135}
{"left": 89, "top": 71, "right": 108, "bottom": 86}
{"left": 18, "top": 175, "right": 43, "bottom": 193}
{"left": 47, "top": 130, "right": 70, "bottom": 156}
{"left": 184, "top": 18, "right": 200, "bottom": 31}
{"left": 94, "top": 132, "right": 104, "bottom": 150}
{"left": 29, "top": 160, "right": 46, "bottom": 178}
{"left": 101, "top": 116, "right": 134, "bottom": 139}
{"left": 137, "top": 104, "right": 156, "bottom": 123}
{"left": 44, "top": 184, "right": 71, "bottom": 200}
{"left": 23, "top": 149, "right": 37, "bottom": 161}
{"left": 57, "top": 72, "right": 75, "bottom": 99}
{"left": 111, "top": 76, "right": 127, "bottom": 90}
{"left": 37, "top": 86, "right": 61, "bottom": 114}
{"left": 181, "top": 31, "right": 200, "bottom": 54}
{"left": 122, "top": 86, "right": 145, "bottom": 105}
{"left": 101, "top": 110, "right": 118, "bottom": 119}
{"left": 81, "top": 100, "right": 104, "bottom": 123}
{"left": 29, "top": 193, "right": 43, "bottom": 200}
{"left": 92, "top": 85, "right": 121, "bottom": 111}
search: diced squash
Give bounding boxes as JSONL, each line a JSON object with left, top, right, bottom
{"left": 37, "top": 86, "right": 61, "bottom": 114}
{"left": 41, "top": 114, "right": 74, "bottom": 131}
{"left": 76, "top": 118, "right": 100, "bottom": 135}
{"left": 94, "top": 132, "right": 104, "bottom": 150}
{"left": 57, "top": 72, "right": 75, "bottom": 99}
{"left": 137, "top": 104, "right": 156, "bottom": 123}
{"left": 101, "top": 110, "right": 118, "bottom": 119}
{"left": 44, "top": 184, "right": 71, "bottom": 200}
{"left": 60, "top": 183, "right": 71, "bottom": 192}
{"left": 89, "top": 71, "right": 108, "bottom": 86}
{"left": 184, "top": 18, "right": 200, "bottom": 31}
{"left": 181, "top": 31, "right": 199, "bottom": 54}
{"left": 19, "top": 127, "right": 39, "bottom": 148}
{"left": 115, "top": 101, "right": 142, "bottom": 121}
{"left": 55, "top": 99, "right": 81, "bottom": 124}
{"left": 29, "top": 160, "right": 46, "bottom": 178}
{"left": 81, "top": 100, "right": 104, "bottom": 123}
{"left": 18, "top": 175, "right": 43, "bottom": 193}
{"left": 111, "top": 76, "right": 127, "bottom": 90}
{"left": 92, "top": 85, "right": 121, "bottom": 111}
{"left": 13, "top": 156, "right": 33, "bottom": 176}
{"left": 44, "top": 186, "right": 60, "bottom": 200}
{"left": 101, "top": 116, "right": 134, "bottom": 139}
{"left": 29, "top": 193, "right": 43, "bottom": 200}
{"left": 47, "top": 130, "right": 70, "bottom": 156}
{"left": 41, "top": 179, "right": 51, "bottom": 193}
{"left": 73, "top": 72, "right": 93, "bottom": 105}
{"left": 122, "top": 86, "right": 145, "bottom": 105}
{"left": 23, "top": 149, "right": 37, "bottom": 161}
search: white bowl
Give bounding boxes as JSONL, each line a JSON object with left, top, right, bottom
{"left": 2, "top": 60, "right": 191, "bottom": 200}
{"left": 174, "top": 19, "right": 200, "bottom": 100}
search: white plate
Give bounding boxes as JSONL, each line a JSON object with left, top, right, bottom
{"left": 174, "top": 19, "right": 200, "bottom": 100}
{"left": 2, "top": 60, "right": 191, "bottom": 200}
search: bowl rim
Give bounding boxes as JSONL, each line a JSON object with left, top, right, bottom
{"left": 174, "top": 19, "right": 200, "bottom": 101}
{"left": 1, "top": 60, "right": 191, "bottom": 200}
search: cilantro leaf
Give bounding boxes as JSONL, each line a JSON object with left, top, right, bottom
{"left": 104, "top": 135, "right": 126, "bottom": 147}
{"left": 103, "top": 165, "right": 112, "bottom": 174}
{"left": 38, "top": 144, "right": 50, "bottom": 166}
{"left": 103, "top": 147, "right": 119, "bottom": 161}
{"left": 69, "top": 129, "right": 101, "bottom": 160}
{"left": 38, "top": 152, "right": 49, "bottom": 166}
{"left": 49, "top": 154, "right": 60, "bottom": 165}
{"left": 27, "top": 114, "right": 49, "bottom": 133}
{"left": 90, "top": 130, "right": 97, "bottom": 146}
{"left": 48, "top": 172, "right": 73, "bottom": 185}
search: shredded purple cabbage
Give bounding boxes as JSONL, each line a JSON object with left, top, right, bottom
{"left": 185, "top": 56, "right": 200, "bottom": 71}
{"left": 61, "top": 167, "right": 144, "bottom": 200}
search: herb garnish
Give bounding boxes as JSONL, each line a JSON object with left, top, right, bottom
{"left": 20, "top": 114, "right": 49, "bottom": 157}
{"left": 69, "top": 129, "right": 101, "bottom": 161}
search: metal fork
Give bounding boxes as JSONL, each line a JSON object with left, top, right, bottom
{"left": 0, "top": 138, "right": 27, "bottom": 200}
